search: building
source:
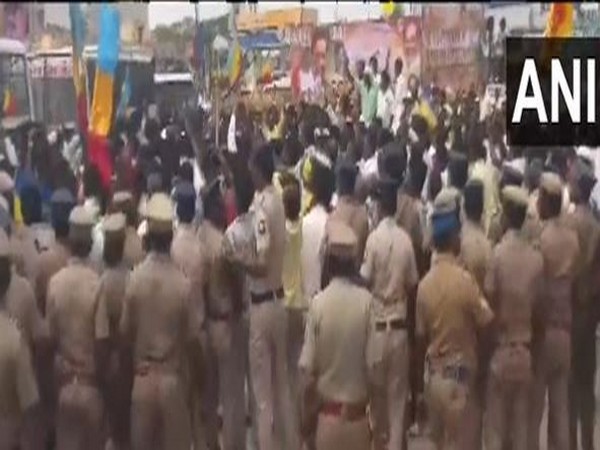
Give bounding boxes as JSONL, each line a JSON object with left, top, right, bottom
{"left": 42, "top": 3, "right": 150, "bottom": 45}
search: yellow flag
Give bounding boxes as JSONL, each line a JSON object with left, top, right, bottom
{"left": 89, "top": 67, "right": 115, "bottom": 137}
{"left": 381, "top": 2, "right": 396, "bottom": 18}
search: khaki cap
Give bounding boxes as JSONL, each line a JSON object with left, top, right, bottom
{"left": 501, "top": 185, "right": 529, "bottom": 208}
{"left": 146, "top": 193, "right": 173, "bottom": 233}
{"left": 0, "top": 228, "right": 9, "bottom": 257}
{"left": 69, "top": 206, "right": 95, "bottom": 241}
{"left": 103, "top": 213, "right": 126, "bottom": 239}
{"left": 112, "top": 191, "right": 133, "bottom": 209}
{"left": 539, "top": 172, "right": 563, "bottom": 196}
{"left": 0, "top": 171, "right": 14, "bottom": 193}
{"left": 433, "top": 187, "right": 461, "bottom": 216}
{"left": 325, "top": 220, "right": 358, "bottom": 260}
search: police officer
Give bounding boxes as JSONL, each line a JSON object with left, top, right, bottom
{"left": 46, "top": 205, "right": 108, "bottom": 450}
{"left": 566, "top": 159, "right": 600, "bottom": 450}
{"left": 528, "top": 172, "right": 580, "bottom": 450}
{"left": 111, "top": 191, "right": 144, "bottom": 269}
{"left": 360, "top": 174, "right": 418, "bottom": 450}
{"left": 97, "top": 213, "right": 131, "bottom": 450}
{"left": 170, "top": 181, "right": 209, "bottom": 450}
{"left": 120, "top": 193, "right": 201, "bottom": 450}
{"left": 242, "top": 144, "right": 300, "bottom": 450}
{"left": 31, "top": 188, "right": 74, "bottom": 450}
{"left": 483, "top": 186, "right": 544, "bottom": 450}
{"left": 0, "top": 229, "right": 39, "bottom": 450}
{"left": 416, "top": 188, "right": 494, "bottom": 450}
{"left": 299, "top": 220, "right": 374, "bottom": 450}
{"left": 329, "top": 156, "right": 369, "bottom": 263}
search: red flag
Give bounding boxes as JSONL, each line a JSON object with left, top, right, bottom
{"left": 87, "top": 132, "right": 114, "bottom": 190}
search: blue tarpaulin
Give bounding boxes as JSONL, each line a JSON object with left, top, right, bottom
{"left": 239, "top": 32, "right": 283, "bottom": 51}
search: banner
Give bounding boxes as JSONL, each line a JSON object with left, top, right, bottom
{"left": 422, "top": 4, "right": 485, "bottom": 91}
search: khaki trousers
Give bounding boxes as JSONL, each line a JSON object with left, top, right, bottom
{"left": 249, "top": 300, "right": 300, "bottom": 450}
{"left": 130, "top": 372, "right": 191, "bottom": 450}
{"left": 286, "top": 308, "right": 306, "bottom": 406}
{"left": 315, "top": 414, "right": 371, "bottom": 450}
{"left": 485, "top": 345, "right": 532, "bottom": 450}
{"left": 528, "top": 328, "right": 570, "bottom": 450}
{"left": 56, "top": 381, "right": 104, "bottom": 450}
{"left": 368, "top": 325, "right": 409, "bottom": 450}
{"left": 203, "top": 315, "right": 248, "bottom": 450}
{"left": 425, "top": 366, "right": 477, "bottom": 450}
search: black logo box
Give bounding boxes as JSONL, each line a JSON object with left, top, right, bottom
{"left": 506, "top": 37, "right": 600, "bottom": 147}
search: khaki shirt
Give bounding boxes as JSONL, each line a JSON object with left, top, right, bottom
{"left": 330, "top": 195, "right": 369, "bottom": 263}
{"left": 200, "top": 221, "right": 243, "bottom": 317}
{"left": 523, "top": 189, "right": 543, "bottom": 245}
{"left": 460, "top": 220, "right": 492, "bottom": 291}
{"left": 47, "top": 258, "right": 107, "bottom": 376}
{"left": 299, "top": 278, "right": 373, "bottom": 403}
{"left": 248, "top": 185, "right": 286, "bottom": 293}
{"left": 4, "top": 270, "right": 43, "bottom": 347}
{"left": 416, "top": 253, "right": 493, "bottom": 369}
{"left": 172, "top": 223, "right": 206, "bottom": 326}
{"left": 96, "top": 264, "right": 129, "bottom": 339}
{"left": 119, "top": 253, "right": 197, "bottom": 371}
{"left": 34, "top": 240, "right": 70, "bottom": 313}
{"left": 565, "top": 205, "right": 600, "bottom": 307}
{"left": 10, "top": 223, "right": 53, "bottom": 286}
{"left": 484, "top": 230, "right": 544, "bottom": 345}
{"left": 361, "top": 217, "right": 418, "bottom": 320}
{"left": 396, "top": 191, "right": 425, "bottom": 257}
{"left": 0, "top": 314, "right": 38, "bottom": 419}
{"left": 124, "top": 226, "right": 144, "bottom": 269}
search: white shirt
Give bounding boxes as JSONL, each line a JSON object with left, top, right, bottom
{"left": 227, "top": 113, "right": 238, "bottom": 154}
{"left": 377, "top": 88, "right": 395, "bottom": 130}
{"left": 301, "top": 204, "right": 329, "bottom": 305}
{"left": 391, "top": 75, "right": 407, "bottom": 134}
{"left": 357, "top": 152, "right": 379, "bottom": 181}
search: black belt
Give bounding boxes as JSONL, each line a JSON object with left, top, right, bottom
{"left": 250, "top": 287, "right": 284, "bottom": 305}
{"left": 375, "top": 318, "right": 407, "bottom": 332}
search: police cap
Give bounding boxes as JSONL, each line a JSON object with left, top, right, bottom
{"left": 146, "top": 193, "right": 174, "bottom": 234}
{"left": 68, "top": 206, "right": 96, "bottom": 242}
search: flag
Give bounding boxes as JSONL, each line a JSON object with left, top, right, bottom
{"left": 226, "top": 6, "right": 243, "bottom": 89}
{"left": 89, "top": 5, "right": 120, "bottom": 190}
{"left": 544, "top": 3, "right": 574, "bottom": 38}
{"left": 69, "top": 4, "right": 88, "bottom": 132}
{"left": 116, "top": 66, "right": 131, "bottom": 119}
{"left": 381, "top": 2, "right": 396, "bottom": 18}
{"left": 3, "top": 88, "right": 16, "bottom": 116}
{"left": 541, "top": 3, "right": 574, "bottom": 71}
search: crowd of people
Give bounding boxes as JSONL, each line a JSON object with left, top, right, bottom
{"left": 0, "top": 51, "right": 599, "bottom": 450}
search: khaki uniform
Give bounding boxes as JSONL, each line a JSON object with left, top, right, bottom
{"left": 329, "top": 195, "right": 369, "bottom": 263}
{"left": 396, "top": 191, "right": 428, "bottom": 276}
{"left": 123, "top": 226, "right": 144, "bottom": 269}
{"left": 528, "top": 217, "right": 579, "bottom": 450}
{"left": 47, "top": 257, "right": 107, "bottom": 450}
{"left": 246, "top": 185, "right": 300, "bottom": 450}
{"left": 35, "top": 239, "right": 70, "bottom": 314}
{"left": 523, "top": 189, "right": 543, "bottom": 244}
{"left": 10, "top": 223, "right": 54, "bottom": 286}
{"left": 566, "top": 203, "right": 600, "bottom": 450}
{"left": 171, "top": 222, "right": 209, "bottom": 450}
{"left": 4, "top": 270, "right": 43, "bottom": 347}
{"left": 299, "top": 278, "right": 374, "bottom": 450}
{"left": 0, "top": 314, "right": 39, "bottom": 450}
{"left": 208, "top": 215, "right": 252, "bottom": 450}
{"left": 360, "top": 216, "right": 418, "bottom": 450}
{"left": 416, "top": 253, "right": 493, "bottom": 450}
{"left": 120, "top": 193, "right": 199, "bottom": 450}
{"left": 484, "top": 229, "right": 544, "bottom": 450}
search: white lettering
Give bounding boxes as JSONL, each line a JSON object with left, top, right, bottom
{"left": 551, "top": 58, "right": 580, "bottom": 123}
{"left": 512, "top": 58, "right": 547, "bottom": 123}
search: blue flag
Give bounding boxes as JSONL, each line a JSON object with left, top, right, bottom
{"left": 97, "top": 5, "right": 120, "bottom": 75}
{"left": 69, "top": 4, "right": 87, "bottom": 58}
{"left": 117, "top": 66, "right": 131, "bottom": 119}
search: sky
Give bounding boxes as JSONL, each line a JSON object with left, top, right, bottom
{"left": 148, "top": 2, "right": 384, "bottom": 29}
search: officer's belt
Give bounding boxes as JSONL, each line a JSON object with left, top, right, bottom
{"left": 426, "top": 359, "right": 470, "bottom": 384}
{"left": 250, "top": 286, "right": 284, "bottom": 305}
{"left": 135, "top": 360, "right": 177, "bottom": 377}
{"left": 206, "top": 309, "right": 233, "bottom": 321}
{"left": 56, "top": 356, "right": 97, "bottom": 387}
{"left": 375, "top": 317, "right": 407, "bottom": 332}
{"left": 547, "top": 319, "right": 571, "bottom": 333}
{"left": 320, "top": 400, "right": 367, "bottom": 421}
{"left": 497, "top": 340, "right": 531, "bottom": 350}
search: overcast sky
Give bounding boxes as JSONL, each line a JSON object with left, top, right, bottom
{"left": 148, "top": 2, "right": 383, "bottom": 28}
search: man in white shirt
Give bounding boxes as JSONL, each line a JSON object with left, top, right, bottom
{"left": 301, "top": 151, "right": 334, "bottom": 305}
{"left": 376, "top": 71, "right": 395, "bottom": 130}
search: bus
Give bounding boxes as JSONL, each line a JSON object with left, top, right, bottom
{"left": 154, "top": 72, "right": 195, "bottom": 119}
{"left": 0, "top": 38, "right": 34, "bottom": 131}
{"left": 28, "top": 44, "right": 154, "bottom": 129}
